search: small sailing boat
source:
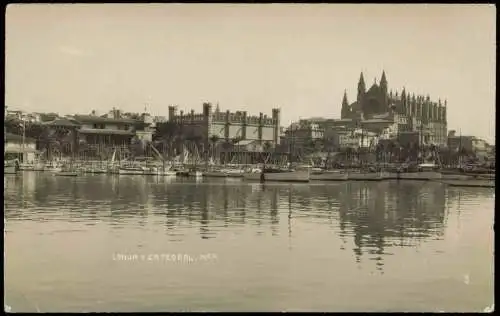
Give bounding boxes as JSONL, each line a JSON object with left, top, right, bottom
{"left": 188, "top": 145, "right": 203, "bottom": 177}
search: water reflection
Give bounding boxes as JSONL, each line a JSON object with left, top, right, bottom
{"left": 4, "top": 173, "right": 495, "bottom": 312}
{"left": 5, "top": 174, "right": 494, "bottom": 266}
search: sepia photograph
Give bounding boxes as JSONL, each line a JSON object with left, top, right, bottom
{"left": 3, "top": 3, "right": 495, "bottom": 312}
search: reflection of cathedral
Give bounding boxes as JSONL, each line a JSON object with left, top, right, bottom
{"left": 340, "top": 71, "right": 448, "bottom": 146}
{"left": 337, "top": 182, "right": 447, "bottom": 272}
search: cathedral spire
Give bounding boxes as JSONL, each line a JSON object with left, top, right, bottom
{"left": 357, "top": 72, "right": 366, "bottom": 102}
{"left": 342, "top": 90, "right": 349, "bottom": 106}
{"left": 341, "top": 90, "right": 350, "bottom": 119}
{"left": 380, "top": 70, "right": 387, "bottom": 85}
{"left": 380, "top": 70, "right": 388, "bottom": 93}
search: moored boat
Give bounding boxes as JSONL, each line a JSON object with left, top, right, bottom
{"left": 54, "top": 163, "right": 78, "bottom": 177}
{"left": 391, "top": 163, "right": 442, "bottom": 181}
{"left": 224, "top": 168, "right": 245, "bottom": 177}
{"left": 203, "top": 170, "right": 228, "bottom": 178}
{"left": 310, "top": 168, "right": 348, "bottom": 181}
{"left": 347, "top": 170, "right": 384, "bottom": 181}
{"left": 243, "top": 167, "right": 310, "bottom": 183}
{"left": 118, "top": 167, "right": 146, "bottom": 175}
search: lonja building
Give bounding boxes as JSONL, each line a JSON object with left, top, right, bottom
{"left": 167, "top": 102, "right": 281, "bottom": 149}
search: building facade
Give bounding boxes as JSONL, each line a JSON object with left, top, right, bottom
{"left": 340, "top": 70, "right": 448, "bottom": 146}
{"left": 73, "top": 109, "right": 152, "bottom": 147}
{"left": 167, "top": 102, "right": 281, "bottom": 148}
{"left": 4, "top": 133, "right": 37, "bottom": 163}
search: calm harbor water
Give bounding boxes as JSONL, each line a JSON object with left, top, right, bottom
{"left": 4, "top": 172, "right": 495, "bottom": 312}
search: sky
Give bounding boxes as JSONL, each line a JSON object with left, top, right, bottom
{"left": 5, "top": 4, "right": 496, "bottom": 143}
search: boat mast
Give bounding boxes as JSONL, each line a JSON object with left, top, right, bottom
{"left": 22, "top": 116, "right": 25, "bottom": 164}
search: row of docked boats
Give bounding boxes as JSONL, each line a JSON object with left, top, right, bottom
{"left": 4, "top": 160, "right": 495, "bottom": 188}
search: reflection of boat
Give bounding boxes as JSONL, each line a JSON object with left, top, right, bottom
{"left": 310, "top": 168, "right": 348, "bottom": 181}
{"left": 243, "top": 168, "right": 310, "bottom": 183}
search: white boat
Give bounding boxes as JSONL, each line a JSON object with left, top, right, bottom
{"left": 224, "top": 168, "right": 245, "bottom": 177}
{"left": 310, "top": 169, "right": 348, "bottom": 181}
{"left": 243, "top": 168, "right": 310, "bottom": 183}
{"left": 118, "top": 167, "right": 145, "bottom": 175}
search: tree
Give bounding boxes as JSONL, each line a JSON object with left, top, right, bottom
{"left": 263, "top": 141, "right": 272, "bottom": 152}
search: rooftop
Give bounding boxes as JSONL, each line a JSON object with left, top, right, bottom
{"left": 73, "top": 115, "right": 143, "bottom": 125}
{"left": 78, "top": 128, "right": 135, "bottom": 136}
{"left": 41, "top": 118, "right": 81, "bottom": 127}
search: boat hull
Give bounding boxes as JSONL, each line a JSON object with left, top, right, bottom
{"left": 204, "top": 171, "right": 228, "bottom": 178}
{"left": 46, "top": 167, "right": 62, "bottom": 173}
{"left": 55, "top": 171, "right": 78, "bottom": 177}
{"left": 243, "top": 170, "right": 310, "bottom": 183}
{"left": 118, "top": 168, "right": 145, "bottom": 175}
{"left": 188, "top": 171, "right": 203, "bottom": 177}
{"left": 157, "top": 170, "right": 177, "bottom": 176}
{"left": 397, "top": 171, "right": 442, "bottom": 180}
{"left": 310, "top": 171, "right": 348, "bottom": 181}
{"left": 347, "top": 172, "right": 384, "bottom": 181}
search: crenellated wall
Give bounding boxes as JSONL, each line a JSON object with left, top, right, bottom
{"left": 167, "top": 103, "right": 281, "bottom": 146}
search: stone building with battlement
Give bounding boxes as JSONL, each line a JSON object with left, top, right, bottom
{"left": 167, "top": 102, "right": 281, "bottom": 148}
